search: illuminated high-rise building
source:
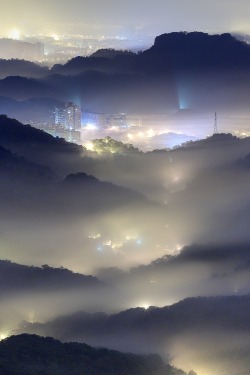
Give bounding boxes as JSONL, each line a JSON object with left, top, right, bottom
{"left": 55, "top": 102, "right": 82, "bottom": 130}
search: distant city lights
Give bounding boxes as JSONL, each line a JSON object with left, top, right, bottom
{"left": 88, "top": 233, "right": 101, "bottom": 240}
{"left": 51, "top": 34, "right": 59, "bottom": 41}
{"left": 87, "top": 231, "right": 146, "bottom": 255}
{"left": 8, "top": 28, "right": 21, "bottom": 40}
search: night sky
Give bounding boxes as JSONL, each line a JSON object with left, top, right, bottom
{"left": 2, "top": 0, "right": 250, "bottom": 35}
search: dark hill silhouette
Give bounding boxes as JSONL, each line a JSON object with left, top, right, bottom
{"left": 0, "top": 143, "right": 56, "bottom": 211}
{"left": 0, "top": 117, "right": 171, "bottom": 277}
{"left": 51, "top": 53, "right": 138, "bottom": 76}
{"left": 0, "top": 117, "right": 165, "bottom": 247}
{"left": 169, "top": 133, "right": 250, "bottom": 169}
{"left": 63, "top": 172, "right": 144, "bottom": 201}
{"left": 59, "top": 172, "right": 153, "bottom": 214}
{"left": 52, "top": 32, "right": 250, "bottom": 76}
{"left": 147, "top": 32, "right": 250, "bottom": 69}
{"left": 0, "top": 143, "right": 54, "bottom": 180}
{"left": 0, "top": 96, "right": 62, "bottom": 122}
{"left": 0, "top": 59, "right": 49, "bottom": 79}
{"left": 0, "top": 260, "right": 101, "bottom": 296}
{"left": 0, "top": 115, "right": 72, "bottom": 145}
{"left": 17, "top": 296, "right": 250, "bottom": 375}
{"left": 0, "top": 118, "right": 154, "bottom": 222}
{"left": 0, "top": 116, "right": 151, "bottom": 203}
{"left": 2, "top": 33, "right": 250, "bottom": 112}
{"left": 0, "top": 334, "right": 189, "bottom": 375}
{"left": 0, "top": 115, "right": 86, "bottom": 175}
{"left": 173, "top": 133, "right": 240, "bottom": 150}
{"left": 0, "top": 76, "right": 58, "bottom": 100}
{"left": 91, "top": 48, "right": 135, "bottom": 59}
{"left": 49, "top": 32, "right": 250, "bottom": 112}
{"left": 19, "top": 296, "right": 250, "bottom": 344}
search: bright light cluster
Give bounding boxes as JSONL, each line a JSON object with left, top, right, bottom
{"left": 85, "top": 124, "right": 98, "bottom": 130}
{"left": 0, "top": 332, "right": 9, "bottom": 341}
{"left": 85, "top": 142, "right": 95, "bottom": 151}
{"left": 88, "top": 233, "right": 101, "bottom": 240}
{"left": 88, "top": 231, "right": 142, "bottom": 254}
{"left": 8, "top": 28, "right": 21, "bottom": 40}
{"left": 127, "top": 128, "right": 156, "bottom": 140}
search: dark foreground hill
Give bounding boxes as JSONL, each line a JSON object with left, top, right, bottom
{"left": 0, "top": 334, "right": 190, "bottom": 375}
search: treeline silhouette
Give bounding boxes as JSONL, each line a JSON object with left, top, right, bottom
{"left": 0, "top": 334, "right": 191, "bottom": 375}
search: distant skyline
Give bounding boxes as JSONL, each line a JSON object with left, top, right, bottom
{"left": 2, "top": 0, "right": 250, "bottom": 38}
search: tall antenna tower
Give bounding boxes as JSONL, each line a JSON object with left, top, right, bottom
{"left": 213, "top": 112, "right": 218, "bottom": 134}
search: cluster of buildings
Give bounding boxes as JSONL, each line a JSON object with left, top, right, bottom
{"left": 54, "top": 103, "right": 130, "bottom": 131}
{"left": 82, "top": 112, "right": 128, "bottom": 129}
{"left": 52, "top": 103, "right": 133, "bottom": 145}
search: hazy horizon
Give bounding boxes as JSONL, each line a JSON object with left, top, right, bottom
{"left": 2, "top": 0, "right": 250, "bottom": 38}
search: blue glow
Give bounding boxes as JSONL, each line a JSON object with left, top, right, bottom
{"left": 176, "top": 74, "right": 191, "bottom": 110}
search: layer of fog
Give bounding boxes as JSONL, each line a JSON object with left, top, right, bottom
{"left": 1, "top": 120, "right": 250, "bottom": 274}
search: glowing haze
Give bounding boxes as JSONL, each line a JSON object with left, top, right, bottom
{"left": 2, "top": 0, "right": 250, "bottom": 36}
